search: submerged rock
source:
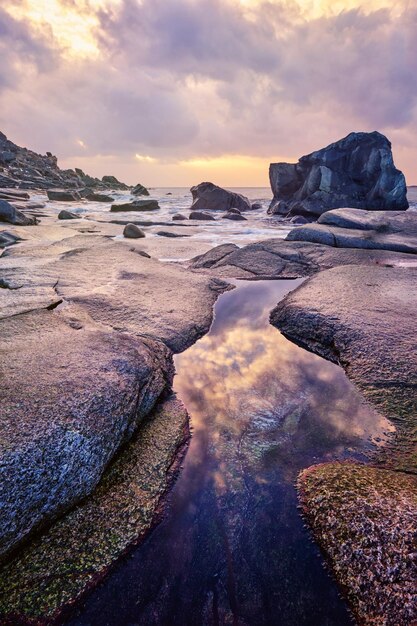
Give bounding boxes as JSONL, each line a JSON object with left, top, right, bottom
{"left": 268, "top": 131, "right": 409, "bottom": 217}
{"left": 222, "top": 212, "right": 247, "bottom": 221}
{"left": 189, "top": 210, "right": 216, "bottom": 221}
{"left": 190, "top": 181, "right": 252, "bottom": 212}
{"left": 111, "top": 200, "right": 160, "bottom": 212}
{"left": 172, "top": 213, "right": 187, "bottom": 220}
{"left": 123, "top": 223, "right": 145, "bottom": 238}
{"left": 83, "top": 191, "right": 114, "bottom": 202}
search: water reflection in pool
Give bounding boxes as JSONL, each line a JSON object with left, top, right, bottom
{"left": 70, "top": 280, "right": 394, "bottom": 626}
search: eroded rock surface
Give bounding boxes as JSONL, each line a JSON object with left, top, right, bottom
{"left": 189, "top": 238, "right": 416, "bottom": 279}
{"left": 268, "top": 132, "right": 408, "bottom": 217}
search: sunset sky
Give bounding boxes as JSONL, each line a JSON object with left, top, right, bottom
{"left": 1, "top": 0, "right": 416, "bottom": 186}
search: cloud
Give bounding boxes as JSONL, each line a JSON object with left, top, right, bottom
{"left": 0, "top": 0, "right": 416, "bottom": 184}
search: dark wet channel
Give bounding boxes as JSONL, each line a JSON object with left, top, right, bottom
{"left": 69, "top": 280, "right": 394, "bottom": 626}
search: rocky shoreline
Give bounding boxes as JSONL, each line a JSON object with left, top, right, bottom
{"left": 1, "top": 130, "right": 416, "bottom": 625}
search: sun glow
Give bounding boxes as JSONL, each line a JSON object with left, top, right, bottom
{"left": 5, "top": 0, "right": 119, "bottom": 58}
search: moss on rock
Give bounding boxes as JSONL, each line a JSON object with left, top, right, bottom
{"left": 0, "top": 394, "right": 189, "bottom": 625}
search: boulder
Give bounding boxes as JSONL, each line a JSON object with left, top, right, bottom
{"left": 123, "top": 224, "right": 145, "bottom": 238}
{"left": 47, "top": 189, "right": 81, "bottom": 202}
{"left": 189, "top": 210, "right": 216, "bottom": 221}
{"left": 190, "top": 182, "right": 252, "bottom": 212}
{"left": 222, "top": 212, "right": 247, "bottom": 221}
{"left": 58, "top": 210, "right": 79, "bottom": 220}
{"left": 251, "top": 202, "right": 262, "bottom": 210}
{"left": 172, "top": 213, "right": 187, "bottom": 221}
{"left": 110, "top": 200, "right": 160, "bottom": 212}
{"left": 268, "top": 131, "right": 409, "bottom": 217}
{"left": 0, "top": 200, "right": 36, "bottom": 226}
{"left": 132, "top": 183, "right": 150, "bottom": 196}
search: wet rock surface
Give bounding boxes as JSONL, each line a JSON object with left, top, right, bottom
{"left": 268, "top": 132, "right": 408, "bottom": 217}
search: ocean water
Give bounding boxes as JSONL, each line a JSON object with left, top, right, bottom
{"left": 35, "top": 186, "right": 293, "bottom": 249}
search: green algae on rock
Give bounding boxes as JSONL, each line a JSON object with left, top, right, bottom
{"left": 0, "top": 394, "right": 189, "bottom": 626}
{"left": 298, "top": 462, "right": 417, "bottom": 626}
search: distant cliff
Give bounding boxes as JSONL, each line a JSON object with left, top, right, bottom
{"left": 0, "top": 131, "right": 130, "bottom": 191}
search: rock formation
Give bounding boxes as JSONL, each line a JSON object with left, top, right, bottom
{"left": 0, "top": 236, "right": 230, "bottom": 560}
{"left": 0, "top": 131, "right": 131, "bottom": 191}
{"left": 190, "top": 182, "right": 252, "bottom": 212}
{"left": 268, "top": 132, "right": 408, "bottom": 217}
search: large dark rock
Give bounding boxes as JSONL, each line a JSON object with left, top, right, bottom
{"left": 111, "top": 200, "right": 160, "bottom": 212}
{"left": 191, "top": 182, "right": 252, "bottom": 212}
{"left": 132, "top": 183, "right": 150, "bottom": 196}
{"left": 47, "top": 189, "right": 81, "bottom": 202}
{"left": 0, "top": 200, "right": 36, "bottom": 226}
{"left": 268, "top": 132, "right": 408, "bottom": 217}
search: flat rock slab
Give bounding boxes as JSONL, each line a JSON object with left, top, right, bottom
{"left": 318, "top": 207, "right": 417, "bottom": 234}
{"left": 298, "top": 462, "right": 417, "bottom": 626}
{"left": 0, "top": 235, "right": 230, "bottom": 559}
{"left": 0, "top": 394, "right": 189, "bottom": 625}
{"left": 189, "top": 239, "right": 417, "bottom": 279}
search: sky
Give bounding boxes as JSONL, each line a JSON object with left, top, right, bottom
{"left": 1, "top": 0, "right": 416, "bottom": 186}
